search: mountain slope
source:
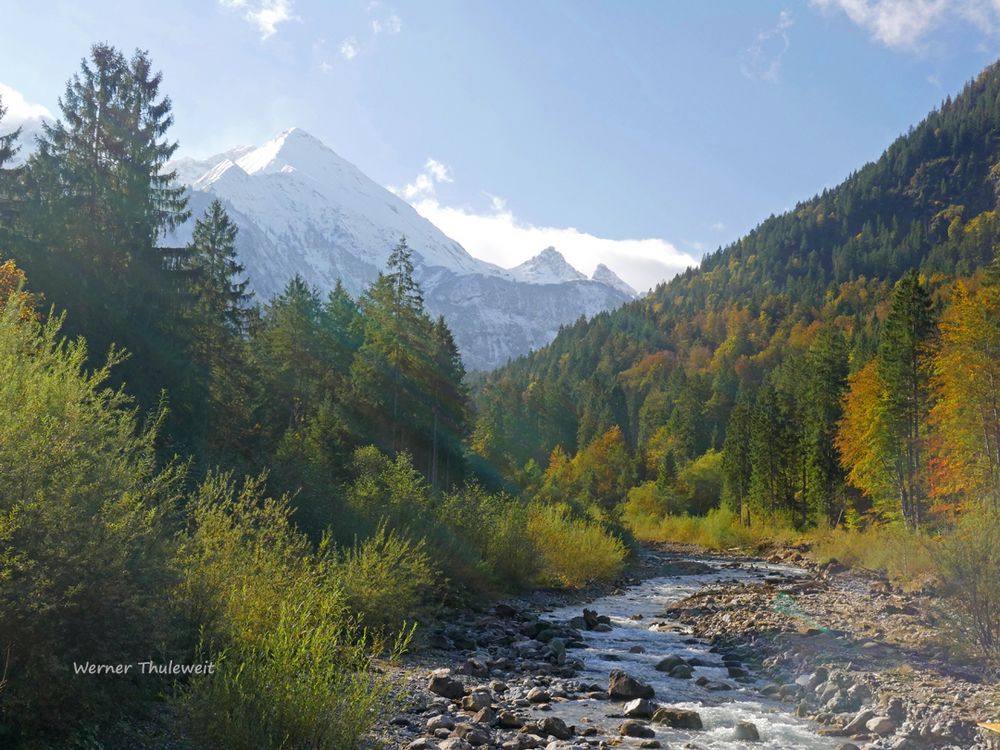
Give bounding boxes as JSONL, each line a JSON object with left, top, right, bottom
{"left": 474, "top": 60, "right": 1000, "bottom": 472}
{"left": 168, "top": 129, "right": 634, "bottom": 370}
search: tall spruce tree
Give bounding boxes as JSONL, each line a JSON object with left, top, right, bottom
{"left": 18, "top": 44, "right": 192, "bottom": 441}
{"left": 803, "top": 325, "right": 850, "bottom": 524}
{"left": 186, "top": 200, "right": 254, "bottom": 458}
{"left": 877, "top": 270, "right": 935, "bottom": 528}
{"left": 188, "top": 200, "right": 252, "bottom": 334}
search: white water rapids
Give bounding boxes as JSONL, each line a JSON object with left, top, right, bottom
{"left": 535, "top": 556, "right": 839, "bottom": 749}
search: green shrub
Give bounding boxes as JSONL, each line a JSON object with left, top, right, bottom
{"left": 338, "top": 525, "right": 435, "bottom": 632}
{"left": 0, "top": 302, "right": 184, "bottom": 738}
{"left": 437, "top": 483, "right": 540, "bottom": 590}
{"left": 182, "top": 601, "right": 405, "bottom": 750}
{"left": 526, "top": 504, "right": 626, "bottom": 587}
{"left": 932, "top": 507, "right": 1000, "bottom": 662}
{"left": 175, "top": 472, "right": 407, "bottom": 750}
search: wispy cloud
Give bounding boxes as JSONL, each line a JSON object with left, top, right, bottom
{"left": 220, "top": 0, "right": 296, "bottom": 40}
{"left": 811, "top": 0, "right": 1000, "bottom": 49}
{"left": 390, "top": 160, "right": 696, "bottom": 292}
{"left": 372, "top": 14, "right": 402, "bottom": 35}
{"left": 330, "top": 3, "right": 402, "bottom": 65}
{"left": 742, "top": 10, "right": 794, "bottom": 82}
{"left": 339, "top": 36, "right": 360, "bottom": 60}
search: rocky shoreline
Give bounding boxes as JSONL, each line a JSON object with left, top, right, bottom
{"left": 370, "top": 546, "right": 1000, "bottom": 750}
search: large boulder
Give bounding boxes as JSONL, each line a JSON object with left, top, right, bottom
{"left": 733, "top": 721, "right": 760, "bottom": 741}
{"left": 866, "top": 716, "right": 897, "bottom": 736}
{"left": 608, "top": 670, "right": 655, "bottom": 700}
{"left": 651, "top": 707, "right": 703, "bottom": 729}
{"left": 619, "top": 720, "right": 656, "bottom": 738}
{"left": 428, "top": 673, "right": 465, "bottom": 700}
{"left": 623, "top": 698, "right": 657, "bottom": 719}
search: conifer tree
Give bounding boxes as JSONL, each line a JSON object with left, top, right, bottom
{"left": 18, "top": 44, "right": 192, "bottom": 437}
{"left": 877, "top": 270, "right": 935, "bottom": 527}
{"left": 188, "top": 200, "right": 252, "bottom": 334}
{"left": 802, "top": 325, "right": 849, "bottom": 524}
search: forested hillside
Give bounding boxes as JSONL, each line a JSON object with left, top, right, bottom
{"left": 474, "top": 62, "right": 1000, "bottom": 533}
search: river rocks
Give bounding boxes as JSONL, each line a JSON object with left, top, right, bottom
{"left": 833, "top": 744, "right": 860, "bottom": 750}
{"left": 461, "top": 690, "right": 492, "bottom": 711}
{"left": 428, "top": 673, "right": 466, "bottom": 700}
{"left": 608, "top": 670, "right": 655, "bottom": 699}
{"left": 841, "top": 708, "right": 874, "bottom": 735}
{"left": 619, "top": 719, "right": 656, "bottom": 738}
{"left": 525, "top": 687, "right": 550, "bottom": 703}
{"left": 496, "top": 709, "right": 524, "bottom": 729}
{"left": 622, "top": 698, "right": 657, "bottom": 719}
{"left": 733, "top": 720, "right": 760, "bottom": 741}
{"left": 533, "top": 716, "right": 573, "bottom": 740}
{"left": 654, "top": 655, "right": 686, "bottom": 672}
{"left": 581, "top": 608, "right": 612, "bottom": 631}
{"left": 408, "top": 739, "right": 441, "bottom": 750}
{"left": 439, "top": 739, "right": 474, "bottom": 750}
{"left": 865, "top": 715, "right": 897, "bottom": 735}
{"left": 473, "top": 706, "right": 497, "bottom": 726}
{"left": 668, "top": 663, "right": 693, "bottom": 679}
{"left": 460, "top": 658, "right": 490, "bottom": 678}
{"left": 426, "top": 714, "right": 456, "bottom": 732}
{"left": 457, "top": 722, "right": 493, "bottom": 745}
{"left": 651, "top": 707, "right": 703, "bottom": 729}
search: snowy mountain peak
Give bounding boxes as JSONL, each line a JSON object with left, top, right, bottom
{"left": 592, "top": 263, "right": 637, "bottom": 297}
{"left": 235, "top": 127, "right": 330, "bottom": 176}
{"left": 510, "top": 247, "right": 587, "bottom": 284}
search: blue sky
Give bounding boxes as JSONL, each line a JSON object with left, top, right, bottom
{"left": 2, "top": 1, "right": 1000, "bottom": 289}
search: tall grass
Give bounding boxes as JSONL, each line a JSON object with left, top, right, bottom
{"left": 809, "top": 524, "right": 936, "bottom": 586}
{"left": 625, "top": 505, "right": 787, "bottom": 550}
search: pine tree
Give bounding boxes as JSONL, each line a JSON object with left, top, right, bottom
{"left": 352, "top": 237, "right": 431, "bottom": 455}
{"left": 185, "top": 200, "right": 255, "bottom": 458}
{"left": 722, "top": 388, "right": 753, "bottom": 525}
{"left": 188, "top": 200, "right": 252, "bottom": 334}
{"left": 427, "top": 315, "right": 469, "bottom": 489}
{"left": 18, "top": 44, "right": 192, "bottom": 440}
{"left": 802, "top": 325, "right": 849, "bottom": 524}
{"left": 877, "top": 270, "right": 935, "bottom": 528}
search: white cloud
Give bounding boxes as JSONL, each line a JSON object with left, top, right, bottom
{"left": 390, "top": 160, "right": 696, "bottom": 292}
{"left": 811, "top": 0, "right": 1000, "bottom": 49}
{"left": 390, "top": 158, "right": 452, "bottom": 199}
{"left": 742, "top": 10, "right": 794, "bottom": 82}
{"left": 372, "top": 14, "right": 402, "bottom": 35}
{"left": 340, "top": 36, "right": 360, "bottom": 60}
{"left": 0, "top": 82, "right": 52, "bottom": 162}
{"left": 220, "top": 0, "right": 296, "bottom": 40}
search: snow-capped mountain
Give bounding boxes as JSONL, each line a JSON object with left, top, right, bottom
{"left": 510, "top": 247, "right": 587, "bottom": 284}
{"left": 592, "top": 263, "right": 636, "bottom": 296}
{"left": 167, "top": 128, "right": 635, "bottom": 370}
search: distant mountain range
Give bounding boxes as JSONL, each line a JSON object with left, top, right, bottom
{"left": 167, "top": 128, "right": 636, "bottom": 370}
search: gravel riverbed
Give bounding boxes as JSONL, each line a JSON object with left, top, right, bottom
{"left": 369, "top": 546, "right": 1000, "bottom": 750}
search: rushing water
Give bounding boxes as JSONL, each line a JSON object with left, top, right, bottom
{"left": 537, "top": 556, "right": 839, "bottom": 749}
